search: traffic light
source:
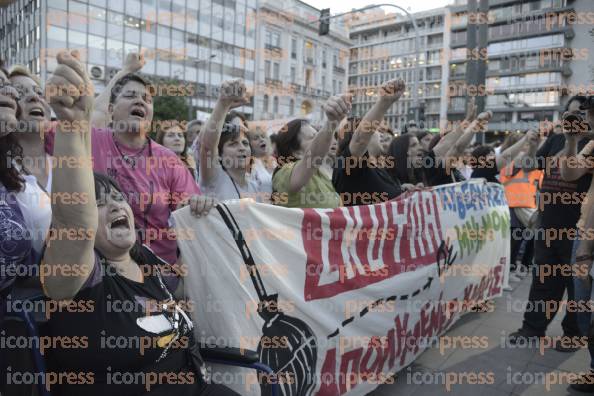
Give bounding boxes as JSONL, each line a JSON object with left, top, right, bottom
{"left": 319, "top": 8, "right": 330, "bottom": 36}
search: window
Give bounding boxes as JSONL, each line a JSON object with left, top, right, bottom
{"left": 322, "top": 76, "right": 326, "bottom": 89}
{"left": 291, "top": 37, "right": 297, "bottom": 59}
{"left": 265, "top": 29, "right": 281, "bottom": 48}
{"left": 273, "top": 63, "right": 280, "bottom": 80}
{"left": 273, "top": 97, "right": 279, "bottom": 114}
{"left": 68, "top": 30, "right": 87, "bottom": 46}
{"left": 289, "top": 99, "right": 294, "bottom": 116}
{"left": 305, "top": 41, "right": 314, "bottom": 61}
{"left": 290, "top": 66, "right": 296, "bottom": 82}
{"left": 265, "top": 60, "right": 271, "bottom": 78}
{"left": 263, "top": 95, "right": 269, "bottom": 112}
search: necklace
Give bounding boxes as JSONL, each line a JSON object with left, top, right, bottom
{"left": 113, "top": 133, "right": 148, "bottom": 169}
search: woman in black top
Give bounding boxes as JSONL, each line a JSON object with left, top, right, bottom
{"left": 332, "top": 79, "right": 408, "bottom": 206}
{"left": 386, "top": 107, "right": 535, "bottom": 188}
{"left": 41, "top": 50, "right": 235, "bottom": 396}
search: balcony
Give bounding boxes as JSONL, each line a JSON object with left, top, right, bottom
{"left": 292, "top": 84, "right": 331, "bottom": 98}
{"left": 265, "top": 78, "right": 282, "bottom": 87}
{"left": 264, "top": 44, "right": 282, "bottom": 57}
{"left": 334, "top": 66, "right": 345, "bottom": 74}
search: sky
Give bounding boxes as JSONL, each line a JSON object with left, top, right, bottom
{"left": 307, "top": 0, "right": 454, "bottom": 14}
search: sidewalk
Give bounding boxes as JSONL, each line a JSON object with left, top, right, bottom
{"left": 369, "top": 272, "right": 591, "bottom": 396}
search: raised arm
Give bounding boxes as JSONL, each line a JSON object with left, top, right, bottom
{"left": 559, "top": 110, "right": 594, "bottom": 181}
{"left": 199, "top": 79, "right": 249, "bottom": 185}
{"left": 41, "top": 50, "right": 97, "bottom": 300}
{"left": 496, "top": 130, "right": 539, "bottom": 171}
{"left": 442, "top": 110, "right": 492, "bottom": 162}
{"left": 433, "top": 97, "right": 477, "bottom": 159}
{"left": 287, "top": 95, "right": 351, "bottom": 193}
{"left": 91, "top": 52, "right": 145, "bottom": 128}
{"left": 349, "top": 79, "right": 405, "bottom": 158}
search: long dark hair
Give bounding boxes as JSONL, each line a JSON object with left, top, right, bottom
{"left": 470, "top": 145, "right": 494, "bottom": 170}
{"left": 0, "top": 134, "right": 24, "bottom": 191}
{"left": 336, "top": 116, "right": 362, "bottom": 157}
{"left": 416, "top": 130, "right": 429, "bottom": 142}
{"left": 387, "top": 134, "right": 424, "bottom": 185}
{"left": 275, "top": 118, "right": 308, "bottom": 165}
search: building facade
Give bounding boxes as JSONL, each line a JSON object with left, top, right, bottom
{"left": 252, "top": 0, "right": 351, "bottom": 123}
{"left": 1, "top": 0, "right": 260, "bottom": 119}
{"left": 447, "top": 0, "right": 592, "bottom": 135}
{"left": 348, "top": 7, "right": 451, "bottom": 132}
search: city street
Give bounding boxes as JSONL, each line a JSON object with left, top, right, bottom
{"left": 371, "top": 274, "right": 589, "bottom": 396}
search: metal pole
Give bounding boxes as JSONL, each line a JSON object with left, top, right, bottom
{"left": 477, "top": 0, "right": 488, "bottom": 143}
{"left": 312, "top": 3, "right": 421, "bottom": 123}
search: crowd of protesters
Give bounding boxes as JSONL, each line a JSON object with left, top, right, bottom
{"left": 1, "top": 48, "right": 594, "bottom": 395}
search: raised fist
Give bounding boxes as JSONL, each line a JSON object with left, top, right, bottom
{"left": 46, "top": 50, "right": 94, "bottom": 124}
{"left": 323, "top": 94, "right": 351, "bottom": 122}
{"left": 476, "top": 110, "right": 493, "bottom": 122}
{"left": 378, "top": 79, "right": 406, "bottom": 104}
{"left": 474, "top": 110, "right": 492, "bottom": 132}
{"left": 123, "top": 51, "right": 146, "bottom": 73}
{"left": 218, "top": 79, "right": 249, "bottom": 109}
{"left": 525, "top": 129, "right": 540, "bottom": 148}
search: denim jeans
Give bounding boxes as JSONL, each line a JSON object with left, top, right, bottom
{"left": 571, "top": 237, "right": 594, "bottom": 369}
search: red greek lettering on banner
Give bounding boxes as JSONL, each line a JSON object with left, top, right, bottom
{"left": 302, "top": 192, "right": 443, "bottom": 301}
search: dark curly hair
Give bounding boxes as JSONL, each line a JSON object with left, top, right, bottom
{"left": 0, "top": 134, "right": 25, "bottom": 191}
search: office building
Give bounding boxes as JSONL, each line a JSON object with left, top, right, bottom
{"left": 447, "top": 0, "right": 592, "bottom": 135}
{"left": 348, "top": 7, "right": 451, "bottom": 132}
{"left": 1, "top": 0, "right": 259, "bottom": 118}
{"left": 252, "top": 0, "right": 351, "bottom": 123}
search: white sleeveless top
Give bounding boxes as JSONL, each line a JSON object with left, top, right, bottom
{"left": 13, "top": 159, "right": 52, "bottom": 257}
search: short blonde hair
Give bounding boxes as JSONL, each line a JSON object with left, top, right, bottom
{"left": 8, "top": 65, "right": 42, "bottom": 86}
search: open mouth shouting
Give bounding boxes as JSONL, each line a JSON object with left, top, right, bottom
{"left": 130, "top": 106, "right": 146, "bottom": 119}
{"left": 28, "top": 106, "right": 45, "bottom": 119}
{"left": 0, "top": 97, "right": 17, "bottom": 113}
{"left": 109, "top": 214, "right": 131, "bottom": 230}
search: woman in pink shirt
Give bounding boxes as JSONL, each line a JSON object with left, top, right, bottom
{"left": 90, "top": 53, "right": 204, "bottom": 265}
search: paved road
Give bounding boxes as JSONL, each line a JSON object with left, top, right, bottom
{"left": 369, "top": 272, "right": 590, "bottom": 396}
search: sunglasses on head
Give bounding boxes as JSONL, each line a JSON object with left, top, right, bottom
{"left": 221, "top": 124, "right": 240, "bottom": 134}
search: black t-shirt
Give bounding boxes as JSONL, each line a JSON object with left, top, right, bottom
{"left": 471, "top": 165, "right": 499, "bottom": 183}
{"left": 332, "top": 146, "right": 402, "bottom": 206}
{"left": 47, "top": 248, "right": 205, "bottom": 396}
{"left": 536, "top": 133, "right": 592, "bottom": 230}
{"left": 422, "top": 150, "right": 466, "bottom": 187}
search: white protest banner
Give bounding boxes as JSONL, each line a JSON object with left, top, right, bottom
{"left": 174, "top": 179, "right": 510, "bottom": 396}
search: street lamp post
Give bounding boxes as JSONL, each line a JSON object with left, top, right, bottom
{"left": 314, "top": 3, "right": 422, "bottom": 124}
